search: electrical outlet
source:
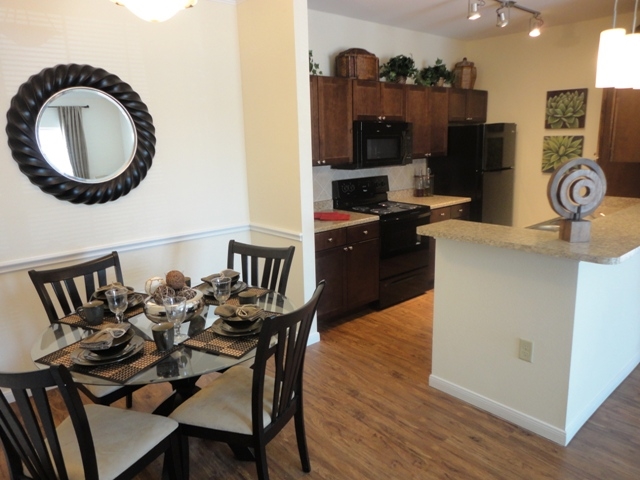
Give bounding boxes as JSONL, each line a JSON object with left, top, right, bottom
{"left": 518, "top": 339, "right": 533, "bottom": 363}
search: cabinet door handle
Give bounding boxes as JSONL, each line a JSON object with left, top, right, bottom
{"left": 327, "top": 238, "right": 333, "bottom": 243}
{"left": 363, "top": 230, "right": 368, "bottom": 235}
{"left": 439, "top": 212, "right": 446, "bottom": 216}
{"left": 343, "top": 247, "right": 349, "bottom": 252}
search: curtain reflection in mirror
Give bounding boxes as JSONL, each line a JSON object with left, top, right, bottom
{"left": 57, "top": 106, "right": 89, "bottom": 178}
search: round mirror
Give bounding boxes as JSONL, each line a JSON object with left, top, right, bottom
{"left": 37, "top": 87, "right": 136, "bottom": 184}
{"left": 6, "top": 64, "right": 155, "bottom": 204}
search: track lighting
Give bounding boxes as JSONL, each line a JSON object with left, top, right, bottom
{"left": 110, "top": 0, "right": 198, "bottom": 22}
{"left": 469, "top": 1, "right": 543, "bottom": 36}
{"left": 468, "top": 0, "right": 485, "bottom": 20}
{"left": 529, "top": 14, "right": 543, "bottom": 37}
{"left": 496, "top": 4, "right": 509, "bottom": 28}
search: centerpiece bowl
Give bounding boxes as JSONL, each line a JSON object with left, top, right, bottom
{"left": 143, "top": 290, "right": 205, "bottom": 324}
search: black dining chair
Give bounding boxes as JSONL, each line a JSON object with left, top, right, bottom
{"left": 28, "top": 251, "right": 141, "bottom": 408}
{"left": 0, "top": 364, "right": 181, "bottom": 479}
{"left": 227, "top": 240, "right": 295, "bottom": 296}
{"left": 169, "top": 280, "right": 325, "bottom": 480}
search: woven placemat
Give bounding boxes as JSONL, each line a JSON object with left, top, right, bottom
{"left": 198, "top": 284, "right": 269, "bottom": 307}
{"left": 56, "top": 304, "right": 145, "bottom": 331}
{"left": 35, "top": 338, "right": 179, "bottom": 384}
{"left": 183, "top": 327, "right": 259, "bottom": 359}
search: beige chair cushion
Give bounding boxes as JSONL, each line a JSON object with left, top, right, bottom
{"left": 56, "top": 404, "right": 178, "bottom": 480}
{"left": 170, "top": 365, "right": 274, "bottom": 435}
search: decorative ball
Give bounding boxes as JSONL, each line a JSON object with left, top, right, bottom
{"left": 145, "top": 276, "right": 165, "bottom": 295}
{"left": 166, "top": 270, "right": 186, "bottom": 290}
{"left": 153, "top": 285, "right": 175, "bottom": 304}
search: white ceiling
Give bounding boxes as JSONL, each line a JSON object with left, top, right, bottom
{"left": 306, "top": 0, "right": 638, "bottom": 41}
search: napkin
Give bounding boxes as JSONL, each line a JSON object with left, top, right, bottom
{"left": 235, "top": 305, "right": 263, "bottom": 321}
{"left": 214, "top": 305, "right": 237, "bottom": 318}
{"left": 80, "top": 324, "right": 130, "bottom": 350}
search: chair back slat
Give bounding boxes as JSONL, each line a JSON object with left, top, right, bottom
{"left": 0, "top": 366, "right": 100, "bottom": 480}
{"left": 251, "top": 281, "right": 324, "bottom": 435}
{"left": 227, "top": 240, "right": 295, "bottom": 296}
{"left": 29, "top": 251, "right": 124, "bottom": 324}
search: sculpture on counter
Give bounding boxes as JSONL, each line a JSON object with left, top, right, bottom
{"left": 547, "top": 158, "right": 606, "bottom": 243}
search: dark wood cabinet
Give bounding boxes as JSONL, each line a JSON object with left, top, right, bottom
{"left": 405, "top": 85, "right": 449, "bottom": 158}
{"left": 315, "top": 222, "right": 380, "bottom": 320}
{"left": 352, "top": 80, "right": 405, "bottom": 121}
{"left": 426, "top": 202, "right": 470, "bottom": 287}
{"left": 310, "top": 76, "right": 353, "bottom": 166}
{"left": 448, "top": 88, "right": 488, "bottom": 124}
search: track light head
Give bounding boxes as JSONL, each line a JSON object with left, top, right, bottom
{"left": 529, "top": 14, "right": 543, "bottom": 37}
{"left": 496, "top": 4, "right": 509, "bottom": 28}
{"left": 468, "top": 0, "right": 485, "bottom": 20}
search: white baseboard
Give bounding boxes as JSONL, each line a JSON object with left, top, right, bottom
{"left": 429, "top": 375, "right": 568, "bottom": 446}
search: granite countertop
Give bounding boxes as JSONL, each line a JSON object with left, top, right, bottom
{"left": 313, "top": 192, "right": 472, "bottom": 233}
{"left": 418, "top": 197, "right": 640, "bottom": 265}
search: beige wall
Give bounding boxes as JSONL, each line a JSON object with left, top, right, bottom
{"left": 308, "top": 10, "right": 630, "bottom": 228}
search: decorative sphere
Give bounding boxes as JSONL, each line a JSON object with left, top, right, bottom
{"left": 145, "top": 276, "right": 165, "bottom": 295}
{"left": 166, "top": 270, "right": 186, "bottom": 290}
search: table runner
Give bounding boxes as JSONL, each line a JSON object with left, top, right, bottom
{"left": 35, "top": 339, "right": 179, "bottom": 384}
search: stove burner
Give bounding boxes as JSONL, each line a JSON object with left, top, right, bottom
{"left": 351, "top": 201, "right": 420, "bottom": 215}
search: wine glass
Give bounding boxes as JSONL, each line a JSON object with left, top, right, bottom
{"left": 105, "top": 287, "right": 129, "bottom": 324}
{"left": 163, "top": 296, "right": 187, "bottom": 343}
{"left": 212, "top": 276, "right": 231, "bottom": 305}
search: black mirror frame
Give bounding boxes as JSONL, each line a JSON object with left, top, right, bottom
{"left": 5, "top": 64, "right": 155, "bottom": 204}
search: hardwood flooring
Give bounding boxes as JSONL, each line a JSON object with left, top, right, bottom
{"left": 3, "top": 290, "right": 640, "bottom": 479}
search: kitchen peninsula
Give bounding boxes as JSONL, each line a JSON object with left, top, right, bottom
{"left": 418, "top": 197, "right": 640, "bottom": 446}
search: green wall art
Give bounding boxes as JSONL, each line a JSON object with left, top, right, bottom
{"left": 545, "top": 88, "right": 587, "bottom": 129}
{"left": 542, "top": 135, "right": 584, "bottom": 173}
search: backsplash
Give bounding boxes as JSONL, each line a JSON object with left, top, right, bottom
{"left": 312, "top": 163, "right": 415, "bottom": 202}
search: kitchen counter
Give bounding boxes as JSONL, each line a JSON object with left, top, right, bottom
{"left": 313, "top": 193, "right": 471, "bottom": 233}
{"left": 423, "top": 195, "right": 640, "bottom": 446}
{"left": 418, "top": 196, "right": 640, "bottom": 265}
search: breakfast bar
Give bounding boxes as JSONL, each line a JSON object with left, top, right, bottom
{"left": 418, "top": 197, "right": 640, "bottom": 446}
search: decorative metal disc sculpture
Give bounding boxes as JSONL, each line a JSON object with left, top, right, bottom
{"left": 547, "top": 158, "right": 606, "bottom": 243}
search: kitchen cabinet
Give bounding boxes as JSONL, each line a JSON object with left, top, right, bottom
{"left": 448, "top": 88, "right": 488, "bottom": 124}
{"left": 405, "top": 85, "right": 449, "bottom": 158}
{"left": 315, "top": 222, "right": 380, "bottom": 320}
{"left": 310, "top": 75, "right": 353, "bottom": 166}
{"left": 352, "top": 80, "right": 405, "bottom": 121}
{"left": 426, "top": 202, "right": 471, "bottom": 287}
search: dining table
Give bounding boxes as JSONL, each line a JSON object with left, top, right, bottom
{"left": 31, "top": 282, "right": 295, "bottom": 415}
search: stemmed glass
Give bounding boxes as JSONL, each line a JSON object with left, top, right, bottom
{"left": 212, "top": 276, "right": 231, "bottom": 305}
{"left": 105, "top": 287, "right": 129, "bottom": 324}
{"left": 163, "top": 296, "right": 188, "bottom": 343}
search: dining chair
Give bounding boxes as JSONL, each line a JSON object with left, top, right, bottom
{"left": 0, "top": 364, "right": 181, "bottom": 480}
{"left": 169, "top": 280, "right": 325, "bottom": 480}
{"left": 227, "top": 240, "right": 295, "bottom": 296}
{"left": 28, "top": 251, "right": 140, "bottom": 408}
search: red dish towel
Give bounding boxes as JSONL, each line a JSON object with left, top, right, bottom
{"left": 314, "top": 212, "right": 351, "bottom": 221}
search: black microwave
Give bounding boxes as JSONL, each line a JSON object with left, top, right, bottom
{"left": 333, "top": 120, "right": 413, "bottom": 169}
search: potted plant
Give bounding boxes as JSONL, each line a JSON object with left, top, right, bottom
{"left": 379, "top": 54, "right": 417, "bottom": 83}
{"left": 415, "top": 58, "right": 454, "bottom": 87}
{"left": 309, "top": 50, "right": 322, "bottom": 75}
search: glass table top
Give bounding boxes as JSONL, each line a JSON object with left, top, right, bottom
{"left": 31, "top": 292, "right": 294, "bottom": 387}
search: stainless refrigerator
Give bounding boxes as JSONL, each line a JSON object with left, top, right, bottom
{"left": 429, "top": 123, "right": 516, "bottom": 226}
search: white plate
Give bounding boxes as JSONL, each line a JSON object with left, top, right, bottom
{"left": 71, "top": 336, "right": 144, "bottom": 366}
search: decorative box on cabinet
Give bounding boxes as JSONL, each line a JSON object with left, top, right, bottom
{"left": 315, "top": 222, "right": 380, "bottom": 320}
{"left": 448, "top": 88, "right": 488, "bottom": 124}
{"left": 310, "top": 76, "right": 353, "bottom": 166}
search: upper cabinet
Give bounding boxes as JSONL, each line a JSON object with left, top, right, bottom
{"left": 310, "top": 76, "right": 353, "bottom": 166}
{"left": 352, "top": 80, "right": 405, "bottom": 121}
{"left": 405, "top": 85, "right": 448, "bottom": 158}
{"left": 448, "top": 88, "right": 488, "bottom": 124}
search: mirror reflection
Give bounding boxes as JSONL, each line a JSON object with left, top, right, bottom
{"left": 36, "top": 88, "right": 136, "bottom": 183}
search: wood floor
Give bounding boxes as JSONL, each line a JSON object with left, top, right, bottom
{"left": 4, "top": 290, "right": 640, "bottom": 479}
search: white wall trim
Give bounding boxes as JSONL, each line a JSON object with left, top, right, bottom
{"left": 0, "top": 222, "right": 304, "bottom": 275}
{"left": 429, "top": 374, "right": 568, "bottom": 446}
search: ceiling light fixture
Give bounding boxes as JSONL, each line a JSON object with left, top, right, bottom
{"left": 468, "top": 0, "right": 485, "bottom": 20}
{"left": 529, "top": 14, "right": 543, "bottom": 37}
{"left": 110, "top": 0, "right": 198, "bottom": 23}
{"left": 496, "top": 3, "right": 510, "bottom": 27}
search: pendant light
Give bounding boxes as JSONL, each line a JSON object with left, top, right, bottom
{"left": 111, "top": 0, "right": 198, "bottom": 23}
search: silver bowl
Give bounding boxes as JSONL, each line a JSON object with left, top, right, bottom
{"left": 143, "top": 290, "right": 205, "bottom": 324}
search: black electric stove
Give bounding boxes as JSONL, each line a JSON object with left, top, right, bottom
{"left": 332, "top": 176, "right": 432, "bottom": 309}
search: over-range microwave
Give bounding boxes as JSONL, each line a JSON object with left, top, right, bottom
{"left": 333, "top": 120, "right": 413, "bottom": 170}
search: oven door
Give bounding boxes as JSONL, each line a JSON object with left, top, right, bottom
{"left": 379, "top": 210, "right": 430, "bottom": 258}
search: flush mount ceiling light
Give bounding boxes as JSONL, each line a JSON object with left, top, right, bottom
{"left": 111, "top": 0, "right": 198, "bottom": 22}
{"left": 468, "top": 0, "right": 485, "bottom": 20}
{"left": 470, "top": 1, "right": 543, "bottom": 36}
